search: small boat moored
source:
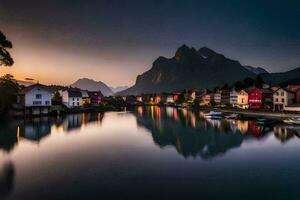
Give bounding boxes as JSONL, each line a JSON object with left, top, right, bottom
{"left": 283, "top": 117, "right": 300, "bottom": 125}
{"left": 204, "top": 111, "right": 223, "bottom": 119}
{"left": 256, "top": 117, "right": 277, "bottom": 125}
{"left": 225, "top": 113, "right": 238, "bottom": 119}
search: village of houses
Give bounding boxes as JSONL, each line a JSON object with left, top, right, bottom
{"left": 14, "top": 82, "right": 300, "bottom": 120}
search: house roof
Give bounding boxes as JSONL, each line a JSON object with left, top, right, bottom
{"left": 87, "top": 91, "right": 103, "bottom": 99}
{"left": 273, "top": 87, "right": 295, "bottom": 94}
{"left": 250, "top": 87, "right": 272, "bottom": 94}
{"left": 67, "top": 89, "right": 82, "bottom": 97}
{"left": 19, "top": 83, "right": 51, "bottom": 95}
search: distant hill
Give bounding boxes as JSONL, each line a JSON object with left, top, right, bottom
{"left": 243, "top": 65, "right": 268, "bottom": 75}
{"left": 261, "top": 67, "right": 300, "bottom": 85}
{"left": 118, "top": 45, "right": 255, "bottom": 95}
{"left": 109, "top": 86, "right": 129, "bottom": 93}
{"left": 70, "top": 78, "right": 114, "bottom": 96}
{"left": 17, "top": 80, "right": 34, "bottom": 87}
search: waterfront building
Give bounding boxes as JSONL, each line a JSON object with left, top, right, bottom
{"left": 186, "top": 90, "right": 197, "bottom": 102}
{"left": 88, "top": 91, "right": 103, "bottom": 104}
{"left": 248, "top": 87, "right": 273, "bottom": 110}
{"left": 136, "top": 96, "right": 143, "bottom": 103}
{"left": 273, "top": 88, "right": 295, "bottom": 111}
{"left": 286, "top": 85, "right": 300, "bottom": 103}
{"left": 229, "top": 90, "right": 238, "bottom": 107}
{"left": 202, "top": 94, "right": 213, "bottom": 106}
{"left": 18, "top": 83, "right": 52, "bottom": 115}
{"left": 61, "top": 88, "right": 83, "bottom": 108}
{"left": 81, "top": 90, "right": 91, "bottom": 105}
{"left": 237, "top": 89, "right": 249, "bottom": 109}
{"left": 166, "top": 95, "right": 175, "bottom": 103}
{"left": 214, "top": 91, "right": 221, "bottom": 105}
{"left": 154, "top": 95, "right": 161, "bottom": 104}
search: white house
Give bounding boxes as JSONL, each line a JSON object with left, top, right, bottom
{"left": 18, "top": 83, "right": 52, "bottom": 115}
{"left": 230, "top": 90, "right": 238, "bottom": 107}
{"left": 214, "top": 91, "right": 221, "bottom": 104}
{"left": 60, "top": 89, "right": 83, "bottom": 108}
{"left": 273, "top": 88, "right": 295, "bottom": 111}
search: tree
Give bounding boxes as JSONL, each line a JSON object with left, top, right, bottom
{"left": 243, "top": 77, "right": 254, "bottom": 88}
{"left": 193, "top": 98, "right": 201, "bottom": 108}
{"left": 213, "top": 86, "right": 220, "bottom": 93}
{"left": 52, "top": 91, "right": 62, "bottom": 105}
{"left": 221, "top": 83, "right": 230, "bottom": 90}
{"left": 0, "top": 74, "right": 19, "bottom": 115}
{"left": 233, "top": 80, "right": 244, "bottom": 91}
{"left": 0, "top": 31, "right": 14, "bottom": 67}
{"left": 254, "top": 75, "right": 265, "bottom": 88}
{"left": 176, "top": 93, "right": 186, "bottom": 104}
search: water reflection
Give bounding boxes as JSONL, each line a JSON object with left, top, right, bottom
{"left": 134, "top": 106, "right": 300, "bottom": 159}
{"left": 0, "top": 113, "right": 104, "bottom": 153}
{"left": 0, "top": 161, "right": 15, "bottom": 199}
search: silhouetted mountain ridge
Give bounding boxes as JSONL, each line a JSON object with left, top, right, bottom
{"left": 118, "top": 45, "right": 256, "bottom": 95}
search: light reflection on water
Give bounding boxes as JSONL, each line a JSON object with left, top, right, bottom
{"left": 0, "top": 107, "right": 300, "bottom": 199}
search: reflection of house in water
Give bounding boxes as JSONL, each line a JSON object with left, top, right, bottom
{"left": 135, "top": 107, "right": 249, "bottom": 159}
{"left": 20, "top": 117, "right": 51, "bottom": 142}
{"left": 236, "top": 120, "right": 249, "bottom": 134}
{"left": 0, "top": 161, "right": 15, "bottom": 199}
{"left": 62, "top": 113, "right": 104, "bottom": 132}
{"left": 248, "top": 121, "right": 272, "bottom": 139}
{"left": 273, "top": 125, "right": 300, "bottom": 143}
{"left": 62, "top": 114, "right": 83, "bottom": 131}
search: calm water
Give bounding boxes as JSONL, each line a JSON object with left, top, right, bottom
{"left": 1, "top": 107, "right": 300, "bottom": 200}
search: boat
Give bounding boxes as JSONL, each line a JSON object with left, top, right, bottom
{"left": 225, "top": 113, "right": 238, "bottom": 119}
{"left": 283, "top": 117, "right": 300, "bottom": 125}
{"left": 256, "top": 117, "right": 277, "bottom": 125}
{"left": 204, "top": 111, "right": 222, "bottom": 119}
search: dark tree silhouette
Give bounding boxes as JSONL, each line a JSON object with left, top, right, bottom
{"left": 0, "top": 74, "right": 19, "bottom": 115}
{"left": 0, "top": 31, "right": 14, "bottom": 67}
{"left": 254, "top": 75, "right": 265, "bottom": 88}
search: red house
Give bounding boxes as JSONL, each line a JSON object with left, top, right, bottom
{"left": 248, "top": 87, "right": 273, "bottom": 110}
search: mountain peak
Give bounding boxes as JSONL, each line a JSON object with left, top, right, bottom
{"left": 70, "top": 78, "right": 114, "bottom": 96}
{"left": 175, "top": 44, "right": 197, "bottom": 61}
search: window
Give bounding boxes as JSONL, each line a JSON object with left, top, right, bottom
{"left": 77, "top": 102, "right": 79, "bottom": 106}
{"left": 282, "top": 98, "right": 284, "bottom": 103}
{"left": 276, "top": 92, "right": 279, "bottom": 96}
{"left": 72, "top": 98, "right": 75, "bottom": 101}
{"left": 275, "top": 98, "right": 278, "bottom": 102}
{"left": 36, "top": 94, "right": 42, "bottom": 99}
{"left": 33, "top": 101, "right": 42, "bottom": 105}
{"left": 281, "top": 92, "right": 284, "bottom": 96}
{"left": 72, "top": 102, "right": 75, "bottom": 106}
{"left": 77, "top": 98, "right": 79, "bottom": 101}
{"left": 45, "top": 101, "right": 50, "bottom": 105}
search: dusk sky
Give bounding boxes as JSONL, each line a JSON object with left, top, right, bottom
{"left": 0, "top": 0, "right": 299, "bottom": 87}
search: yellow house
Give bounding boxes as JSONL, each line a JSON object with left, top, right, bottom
{"left": 237, "top": 90, "right": 249, "bottom": 109}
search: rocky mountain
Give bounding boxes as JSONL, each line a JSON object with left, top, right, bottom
{"left": 70, "top": 78, "right": 114, "bottom": 96}
{"left": 244, "top": 65, "right": 268, "bottom": 74}
{"left": 109, "top": 86, "right": 129, "bottom": 93}
{"left": 118, "top": 45, "right": 256, "bottom": 95}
